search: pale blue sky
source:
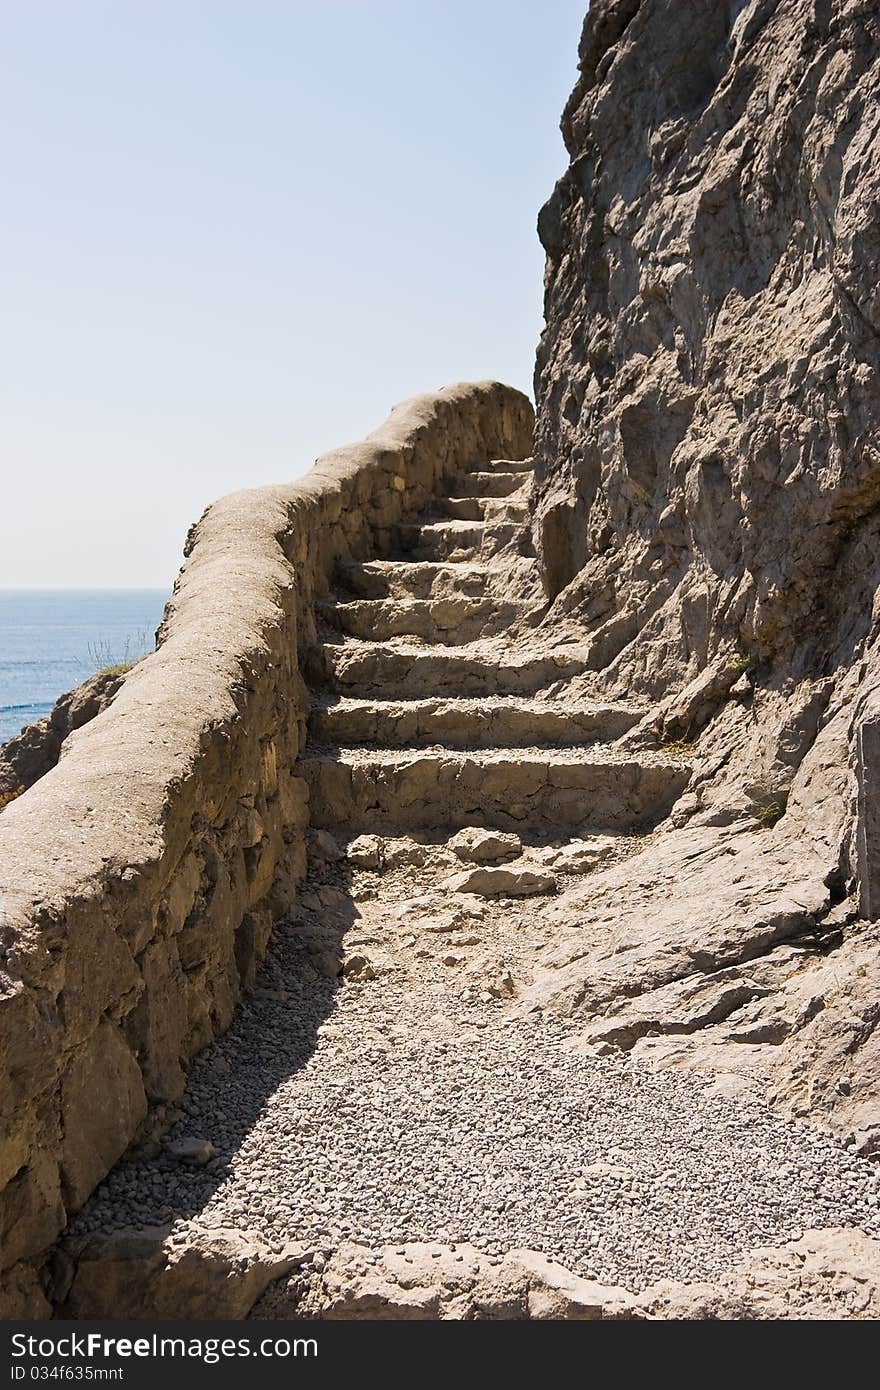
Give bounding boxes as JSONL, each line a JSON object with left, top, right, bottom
{"left": 1, "top": 1, "right": 585, "bottom": 588}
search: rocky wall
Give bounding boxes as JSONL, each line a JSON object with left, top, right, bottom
{"left": 0, "top": 672, "right": 127, "bottom": 802}
{"left": 535, "top": 1, "right": 880, "bottom": 692}
{"left": 523, "top": 0, "right": 880, "bottom": 1152}
{"left": 0, "top": 381, "right": 533, "bottom": 1315}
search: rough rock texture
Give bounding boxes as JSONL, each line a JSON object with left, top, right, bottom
{"left": 3, "top": 0, "right": 879, "bottom": 1325}
{"left": 448, "top": 828, "right": 523, "bottom": 863}
{"left": 0, "top": 670, "right": 126, "bottom": 798}
{"left": 0, "top": 382, "right": 532, "bottom": 1314}
{"left": 58, "top": 1227, "right": 307, "bottom": 1321}
{"left": 446, "top": 864, "right": 557, "bottom": 897}
{"left": 47, "top": 827, "right": 880, "bottom": 1320}
{"left": 255, "top": 1228, "right": 880, "bottom": 1320}
{"left": 530, "top": 0, "right": 880, "bottom": 1148}
{"left": 49, "top": 432, "right": 880, "bottom": 1323}
{"left": 50, "top": 1223, "right": 880, "bottom": 1320}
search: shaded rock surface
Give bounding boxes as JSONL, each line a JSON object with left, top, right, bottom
{"left": 58, "top": 1226, "right": 306, "bottom": 1320}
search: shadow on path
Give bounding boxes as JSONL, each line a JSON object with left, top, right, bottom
{"left": 66, "top": 849, "right": 361, "bottom": 1236}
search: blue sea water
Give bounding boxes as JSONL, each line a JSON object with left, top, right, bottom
{"left": 0, "top": 590, "right": 168, "bottom": 746}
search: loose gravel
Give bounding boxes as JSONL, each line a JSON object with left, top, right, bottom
{"left": 68, "top": 869, "right": 880, "bottom": 1294}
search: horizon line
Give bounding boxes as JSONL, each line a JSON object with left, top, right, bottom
{"left": 0, "top": 585, "right": 171, "bottom": 593}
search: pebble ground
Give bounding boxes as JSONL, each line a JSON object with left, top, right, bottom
{"left": 68, "top": 848, "right": 880, "bottom": 1295}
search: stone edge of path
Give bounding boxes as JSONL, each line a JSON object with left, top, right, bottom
{"left": 43, "top": 1224, "right": 880, "bottom": 1322}
{"left": 0, "top": 381, "right": 534, "bottom": 1316}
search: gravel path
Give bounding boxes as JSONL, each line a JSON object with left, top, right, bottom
{"left": 68, "top": 848, "right": 880, "bottom": 1294}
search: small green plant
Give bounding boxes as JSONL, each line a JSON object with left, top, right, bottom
{"left": 0, "top": 786, "right": 24, "bottom": 813}
{"left": 655, "top": 722, "right": 694, "bottom": 757}
{"left": 730, "top": 652, "right": 755, "bottom": 678}
{"left": 753, "top": 792, "right": 787, "bottom": 828}
{"left": 96, "top": 662, "right": 133, "bottom": 678}
{"left": 659, "top": 736, "right": 693, "bottom": 758}
{"left": 86, "top": 629, "right": 151, "bottom": 679}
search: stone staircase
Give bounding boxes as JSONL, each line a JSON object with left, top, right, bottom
{"left": 302, "top": 457, "right": 690, "bottom": 837}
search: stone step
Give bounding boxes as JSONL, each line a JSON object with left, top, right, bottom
{"left": 310, "top": 695, "right": 645, "bottom": 747}
{"left": 466, "top": 457, "right": 534, "bottom": 474}
{"left": 394, "top": 519, "right": 521, "bottom": 562}
{"left": 316, "top": 597, "right": 529, "bottom": 645}
{"left": 318, "top": 640, "right": 591, "bottom": 697}
{"left": 438, "top": 495, "right": 530, "bottom": 523}
{"left": 394, "top": 519, "right": 485, "bottom": 559}
{"left": 450, "top": 471, "right": 527, "bottom": 498}
{"left": 301, "top": 747, "right": 690, "bottom": 833}
{"left": 334, "top": 558, "right": 541, "bottom": 602}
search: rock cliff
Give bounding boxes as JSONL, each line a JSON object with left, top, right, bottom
{"left": 527, "top": 0, "right": 880, "bottom": 1154}
{"left": 0, "top": 671, "right": 125, "bottom": 801}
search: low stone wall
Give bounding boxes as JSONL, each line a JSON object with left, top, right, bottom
{"left": 0, "top": 381, "right": 533, "bottom": 1315}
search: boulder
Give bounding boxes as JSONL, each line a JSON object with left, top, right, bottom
{"left": 166, "top": 1137, "right": 216, "bottom": 1167}
{"left": 309, "top": 829, "right": 343, "bottom": 863}
{"left": 347, "top": 834, "right": 383, "bottom": 869}
{"left": 446, "top": 864, "right": 556, "bottom": 898}
{"left": 448, "top": 827, "right": 522, "bottom": 863}
{"left": 60, "top": 1226, "right": 309, "bottom": 1320}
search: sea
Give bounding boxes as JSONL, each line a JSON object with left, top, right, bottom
{"left": 0, "top": 590, "right": 168, "bottom": 746}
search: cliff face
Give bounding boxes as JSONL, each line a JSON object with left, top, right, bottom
{"left": 534, "top": 0, "right": 880, "bottom": 832}
{"left": 527, "top": 0, "right": 880, "bottom": 1151}
{"left": 536, "top": 0, "right": 879, "bottom": 673}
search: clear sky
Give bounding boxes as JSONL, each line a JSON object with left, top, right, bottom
{"left": 1, "top": 1, "right": 586, "bottom": 589}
